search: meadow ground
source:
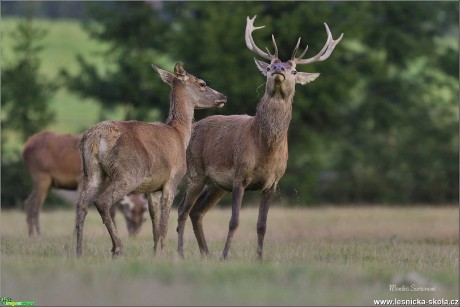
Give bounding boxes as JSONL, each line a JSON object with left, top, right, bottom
{"left": 1, "top": 205, "right": 458, "bottom": 306}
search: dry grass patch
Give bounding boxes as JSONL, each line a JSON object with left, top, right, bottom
{"left": 1, "top": 205, "right": 458, "bottom": 306}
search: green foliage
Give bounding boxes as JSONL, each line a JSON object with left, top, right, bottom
{"left": 1, "top": 17, "right": 57, "bottom": 142}
{"left": 0, "top": 160, "right": 32, "bottom": 208}
{"left": 1, "top": 17, "right": 58, "bottom": 208}
{"left": 61, "top": 2, "right": 173, "bottom": 121}
{"left": 4, "top": 2, "right": 457, "bottom": 205}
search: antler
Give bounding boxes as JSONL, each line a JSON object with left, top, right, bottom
{"left": 291, "top": 23, "right": 344, "bottom": 65}
{"left": 245, "top": 15, "right": 279, "bottom": 61}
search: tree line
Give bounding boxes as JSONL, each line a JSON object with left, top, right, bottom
{"left": 2, "top": 2, "right": 458, "bottom": 206}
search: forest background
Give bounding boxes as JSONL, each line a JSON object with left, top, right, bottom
{"left": 2, "top": 1, "right": 458, "bottom": 208}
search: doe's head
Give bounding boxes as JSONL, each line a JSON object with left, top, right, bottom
{"left": 152, "top": 62, "right": 227, "bottom": 109}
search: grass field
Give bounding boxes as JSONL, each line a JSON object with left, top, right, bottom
{"left": 1, "top": 205, "right": 458, "bottom": 306}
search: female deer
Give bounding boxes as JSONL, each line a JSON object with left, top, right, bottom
{"left": 75, "top": 62, "right": 227, "bottom": 257}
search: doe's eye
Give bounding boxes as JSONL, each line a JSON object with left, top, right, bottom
{"left": 266, "top": 67, "right": 270, "bottom": 72}
{"left": 292, "top": 70, "right": 297, "bottom": 75}
{"left": 199, "top": 82, "right": 206, "bottom": 88}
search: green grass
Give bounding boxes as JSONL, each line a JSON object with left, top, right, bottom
{"left": 1, "top": 206, "right": 458, "bottom": 306}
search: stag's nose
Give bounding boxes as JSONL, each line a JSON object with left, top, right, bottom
{"left": 273, "top": 64, "right": 285, "bottom": 74}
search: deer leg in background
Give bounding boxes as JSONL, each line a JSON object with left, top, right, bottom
{"left": 25, "top": 173, "right": 52, "bottom": 236}
{"left": 257, "top": 184, "right": 276, "bottom": 259}
{"left": 147, "top": 192, "right": 161, "bottom": 254}
{"left": 190, "top": 185, "right": 225, "bottom": 256}
{"left": 221, "top": 181, "right": 245, "bottom": 260}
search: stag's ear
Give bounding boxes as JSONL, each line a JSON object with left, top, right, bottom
{"left": 296, "top": 72, "right": 320, "bottom": 85}
{"left": 254, "top": 58, "right": 269, "bottom": 76}
{"left": 174, "top": 61, "right": 189, "bottom": 81}
{"left": 152, "top": 64, "right": 175, "bottom": 86}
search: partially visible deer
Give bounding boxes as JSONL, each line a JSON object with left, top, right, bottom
{"left": 22, "top": 131, "right": 148, "bottom": 237}
{"left": 177, "top": 16, "right": 343, "bottom": 259}
{"left": 75, "top": 62, "right": 227, "bottom": 257}
{"left": 110, "top": 193, "right": 149, "bottom": 237}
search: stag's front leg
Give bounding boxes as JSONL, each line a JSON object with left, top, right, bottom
{"left": 257, "top": 184, "right": 276, "bottom": 259}
{"left": 221, "top": 181, "right": 245, "bottom": 260}
{"left": 147, "top": 192, "right": 160, "bottom": 254}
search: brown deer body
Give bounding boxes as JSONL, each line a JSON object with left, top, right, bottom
{"left": 75, "top": 62, "right": 227, "bottom": 257}
{"left": 22, "top": 131, "right": 148, "bottom": 237}
{"left": 177, "top": 16, "right": 343, "bottom": 259}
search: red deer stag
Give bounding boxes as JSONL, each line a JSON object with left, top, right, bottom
{"left": 22, "top": 131, "right": 148, "bottom": 237}
{"left": 177, "top": 16, "right": 343, "bottom": 259}
{"left": 75, "top": 62, "right": 227, "bottom": 257}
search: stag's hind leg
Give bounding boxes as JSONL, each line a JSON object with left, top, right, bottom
{"left": 189, "top": 185, "right": 225, "bottom": 256}
{"left": 25, "top": 173, "right": 52, "bottom": 237}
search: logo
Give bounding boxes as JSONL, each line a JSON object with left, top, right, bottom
{"left": 0, "top": 297, "right": 35, "bottom": 306}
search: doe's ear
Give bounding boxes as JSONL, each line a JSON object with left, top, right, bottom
{"left": 254, "top": 58, "right": 269, "bottom": 76}
{"left": 152, "top": 64, "right": 175, "bottom": 86}
{"left": 174, "top": 61, "right": 189, "bottom": 81}
{"left": 296, "top": 72, "right": 320, "bottom": 85}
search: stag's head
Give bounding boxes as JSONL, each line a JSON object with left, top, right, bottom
{"left": 152, "top": 62, "right": 227, "bottom": 109}
{"left": 246, "top": 16, "right": 343, "bottom": 98}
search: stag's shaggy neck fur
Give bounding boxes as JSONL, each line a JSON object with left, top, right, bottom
{"left": 166, "top": 83, "right": 194, "bottom": 148}
{"left": 254, "top": 87, "right": 294, "bottom": 149}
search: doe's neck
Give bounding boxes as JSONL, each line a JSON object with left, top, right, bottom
{"left": 166, "top": 86, "right": 194, "bottom": 147}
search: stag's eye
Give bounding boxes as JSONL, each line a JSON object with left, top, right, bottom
{"left": 292, "top": 70, "right": 297, "bottom": 75}
{"left": 266, "top": 67, "right": 270, "bottom": 72}
{"left": 199, "top": 81, "right": 206, "bottom": 88}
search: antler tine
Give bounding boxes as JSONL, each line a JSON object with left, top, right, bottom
{"left": 271, "top": 34, "right": 279, "bottom": 59}
{"left": 294, "top": 23, "right": 344, "bottom": 65}
{"left": 265, "top": 35, "right": 279, "bottom": 58}
{"left": 290, "top": 37, "right": 309, "bottom": 61}
{"left": 245, "top": 15, "right": 277, "bottom": 61}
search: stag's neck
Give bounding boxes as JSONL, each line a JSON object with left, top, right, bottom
{"left": 254, "top": 93, "right": 293, "bottom": 149}
{"left": 165, "top": 87, "right": 194, "bottom": 147}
